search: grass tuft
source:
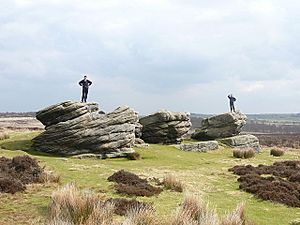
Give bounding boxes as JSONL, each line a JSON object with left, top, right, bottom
{"left": 233, "top": 148, "right": 255, "bottom": 159}
{"left": 270, "top": 148, "right": 285, "bottom": 157}
{"left": 290, "top": 219, "right": 300, "bottom": 225}
{"left": 163, "top": 174, "right": 184, "bottom": 192}
{"left": 0, "top": 132, "right": 10, "bottom": 140}
{"left": 40, "top": 170, "right": 61, "bottom": 184}
{"left": 172, "top": 193, "right": 219, "bottom": 225}
{"left": 126, "top": 152, "right": 142, "bottom": 160}
{"left": 47, "top": 183, "right": 111, "bottom": 225}
{"left": 123, "top": 205, "right": 159, "bottom": 225}
{"left": 220, "top": 203, "right": 245, "bottom": 225}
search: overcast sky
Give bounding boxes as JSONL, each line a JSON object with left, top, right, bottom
{"left": 1, "top": 0, "right": 300, "bottom": 114}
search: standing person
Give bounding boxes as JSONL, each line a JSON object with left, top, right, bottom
{"left": 228, "top": 94, "right": 236, "bottom": 112}
{"left": 79, "top": 75, "right": 92, "bottom": 103}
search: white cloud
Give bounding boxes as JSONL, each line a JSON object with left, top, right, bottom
{"left": 238, "top": 82, "right": 264, "bottom": 92}
{"left": 1, "top": 0, "right": 300, "bottom": 113}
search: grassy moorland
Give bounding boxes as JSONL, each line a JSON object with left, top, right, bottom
{"left": 0, "top": 131, "right": 300, "bottom": 225}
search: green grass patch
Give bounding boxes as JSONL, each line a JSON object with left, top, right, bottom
{"left": 0, "top": 131, "right": 300, "bottom": 225}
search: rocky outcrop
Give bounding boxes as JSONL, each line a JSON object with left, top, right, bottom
{"left": 219, "top": 134, "right": 261, "bottom": 152}
{"left": 32, "top": 101, "right": 139, "bottom": 157}
{"left": 139, "top": 110, "right": 191, "bottom": 144}
{"left": 192, "top": 112, "right": 247, "bottom": 140}
{"left": 179, "top": 141, "right": 219, "bottom": 152}
{"left": 135, "top": 122, "right": 143, "bottom": 138}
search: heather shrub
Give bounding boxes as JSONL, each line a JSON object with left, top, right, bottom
{"left": 229, "top": 160, "right": 300, "bottom": 207}
{"left": 0, "top": 155, "right": 59, "bottom": 194}
{"left": 0, "top": 176, "right": 25, "bottom": 194}
{"left": 106, "top": 198, "right": 153, "bottom": 216}
{"left": 108, "top": 170, "right": 163, "bottom": 197}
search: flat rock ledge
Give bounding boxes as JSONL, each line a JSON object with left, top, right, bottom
{"left": 219, "top": 134, "right": 261, "bottom": 152}
{"left": 179, "top": 141, "right": 219, "bottom": 152}
{"left": 32, "top": 101, "right": 139, "bottom": 158}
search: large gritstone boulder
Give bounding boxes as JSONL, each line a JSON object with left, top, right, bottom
{"left": 32, "top": 101, "right": 139, "bottom": 157}
{"left": 191, "top": 112, "right": 247, "bottom": 140}
{"left": 139, "top": 110, "right": 191, "bottom": 144}
{"left": 219, "top": 134, "right": 261, "bottom": 152}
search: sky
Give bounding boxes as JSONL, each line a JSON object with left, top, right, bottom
{"left": 1, "top": 0, "right": 300, "bottom": 114}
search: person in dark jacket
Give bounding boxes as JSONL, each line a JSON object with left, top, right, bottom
{"left": 228, "top": 94, "right": 236, "bottom": 112}
{"left": 79, "top": 75, "right": 92, "bottom": 103}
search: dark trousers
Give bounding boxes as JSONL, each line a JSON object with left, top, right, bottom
{"left": 81, "top": 88, "right": 89, "bottom": 103}
{"left": 230, "top": 103, "right": 235, "bottom": 112}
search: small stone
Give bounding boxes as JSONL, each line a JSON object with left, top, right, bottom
{"left": 179, "top": 141, "right": 219, "bottom": 152}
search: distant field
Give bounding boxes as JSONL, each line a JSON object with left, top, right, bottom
{"left": 0, "top": 117, "right": 43, "bottom": 131}
{"left": 0, "top": 112, "right": 36, "bottom": 118}
{"left": 256, "top": 133, "right": 300, "bottom": 149}
{"left": 0, "top": 132, "right": 300, "bottom": 225}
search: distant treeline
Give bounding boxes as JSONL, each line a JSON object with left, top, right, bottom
{"left": 0, "top": 112, "right": 36, "bottom": 117}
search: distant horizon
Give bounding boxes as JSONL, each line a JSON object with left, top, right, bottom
{"left": 0, "top": 106, "right": 299, "bottom": 116}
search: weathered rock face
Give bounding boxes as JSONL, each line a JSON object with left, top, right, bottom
{"left": 219, "top": 134, "right": 261, "bottom": 152}
{"left": 139, "top": 110, "right": 191, "bottom": 144}
{"left": 135, "top": 122, "right": 143, "bottom": 138}
{"left": 191, "top": 112, "right": 247, "bottom": 140}
{"left": 179, "top": 141, "right": 219, "bottom": 152}
{"left": 33, "top": 101, "right": 139, "bottom": 157}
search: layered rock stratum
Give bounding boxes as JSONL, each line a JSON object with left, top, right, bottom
{"left": 33, "top": 101, "right": 139, "bottom": 157}
{"left": 139, "top": 110, "right": 191, "bottom": 144}
{"left": 219, "top": 134, "right": 261, "bottom": 152}
{"left": 192, "top": 112, "right": 247, "bottom": 140}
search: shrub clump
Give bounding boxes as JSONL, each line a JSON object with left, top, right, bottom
{"left": 163, "top": 174, "right": 184, "bottom": 192}
{"left": 233, "top": 148, "right": 256, "bottom": 159}
{"left": 229, "top": 160, "right": 300, "bottom": 207}
{"left": 108, "top": 170, "right": 163, "bottom": 197}
{"left": 0, "top": 155, "right": 59, "bottom": 194}
{"left": 270, "top": 147, "right": 285, "bottom": 157}
{"left": 0, "top": 176, "right": 25, "bottom": 194}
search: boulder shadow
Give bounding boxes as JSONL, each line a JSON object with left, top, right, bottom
{"left": 0, "top": 139, "right": 60, "bottom": 158}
